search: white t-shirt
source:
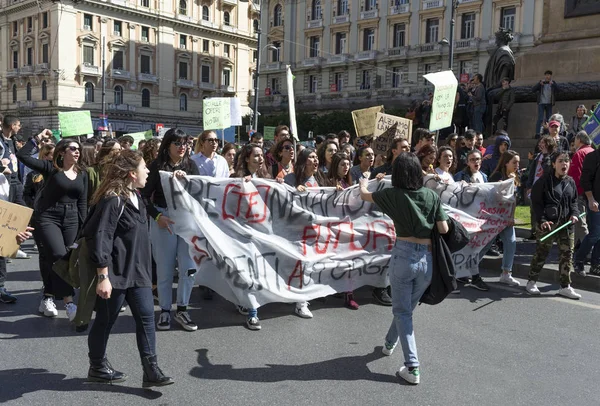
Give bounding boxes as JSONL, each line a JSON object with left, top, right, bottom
{"left": 435, "top": 167, "right": 455, "bottom": 184}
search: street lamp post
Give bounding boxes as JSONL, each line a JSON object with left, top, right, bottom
{"left": 252, "top": 26, "right": 262, "bottom": 131}
{"left": 448, "top": 0, "right": 459, "bottom": 73}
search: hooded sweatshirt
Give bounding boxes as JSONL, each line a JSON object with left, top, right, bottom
{"left": 482, "top": 134, "right": 511, "bottom": 177}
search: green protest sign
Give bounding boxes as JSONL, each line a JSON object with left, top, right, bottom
{"left": 58, "top": 111, "right": 94, "bottom": 137}
{"left": 263, "top": 126, "right": 276, "bottom": 141}
{"left": 125, "top": 130, "right": 154, "bottom": 150}
{"left": 203, "top": 98, "right": 231, "bottom": 130}
{"left": 51, "top": 130, "right": 61, "bottom": 142}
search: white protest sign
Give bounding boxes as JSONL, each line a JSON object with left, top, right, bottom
{"left": 424, "top": 177, "right": 516, "bottom": 278}
{"left": 424, "top": 70, "right": 458, "bottom": 131}
{"left": 286, "top": 66, "right": 300, "bottom": 141}
{"left": 230, "top": 97, "right": 242, "bottom": 126}
{"left": 161, "top": 173, "right": 512, "bottom": 307}
{"left": 203, "top": 98, "right": 231, "bottom": 130}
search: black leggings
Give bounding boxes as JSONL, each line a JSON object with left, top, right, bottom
{"left": 34, "top": 203, "right": 78, "bottom": 299}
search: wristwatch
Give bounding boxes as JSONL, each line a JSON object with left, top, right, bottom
{"left": 97, "top": 274, "right": 109, "bottom": 282}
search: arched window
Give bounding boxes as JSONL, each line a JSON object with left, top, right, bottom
{"left": 202, "top": 5, "right": 209, "bottom": 21}
{"left": 114, "top": 85, "right": 123, "bottom": 105}
{"left": 274, "top": 4, "right": 282, "bottom": 26}
{"left": 253, "top": 19, "right": 259, "bottom": 32}
{"left": 311, "top": 0, "right": 321, "bottom": 20}
{"left": 179, "top": 0, "right": 187, "bottom": 15}
{"left": 224, "top": 11, "right": 230, "bottom": 26}
{"left": 26, "top": 82, "right": 32, "bottom": 101}
{"left": 142, "top": 88, "right": 151, "bottom": 107}
{"left": 41, "top": 81, "right": 47, "bottom": 101}
{"left": 12, "top": 84, "right": 17, "bottom": 103}
{"left": 179, "top": 93, "right": 187, "bottom": 111}
{"left": 85, "top": 82, "right": 94, "bottom": 102}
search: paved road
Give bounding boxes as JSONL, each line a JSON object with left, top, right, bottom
{"left": 2, "top": 242, "right": 600, "bottom": 406}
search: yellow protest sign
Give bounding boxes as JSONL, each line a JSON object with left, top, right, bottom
{"left": 0, "top": 200, "right": 33, "bottom": 257}
{"left": 351, "top": 106, "right": 384, "bottom": 138}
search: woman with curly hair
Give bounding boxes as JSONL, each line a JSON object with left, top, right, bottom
{"left": 270, "top": 137, "right": 295, "bottom": 179}
{"left": 141, "top": 138, "right": 160, "bottom": 166}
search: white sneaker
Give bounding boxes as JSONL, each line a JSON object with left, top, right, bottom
{"left": 38, "top": 297, "right": 58, "bottom": 317}
{"left": 558, "top": 286, "right": 582, "bottom": 300}
{"left": 526, "top": 281, "right": 541, "bottom": 296}
{"left": 397, "top": 366, "right": 420, "bottom": 385}
{"left": 382, "top": 341, "right": 397, "bottom": 356}
{"left": 65, "top": 302, "right": 77, "bottom": 322}
{"left": 295, "top": 302, "right": 313, "bottom": 319}
{"left": 499, "top": 272, "right": 521, "bottom": 286}
{"left": 15, "top": 249, "right": 30, "bottom": 259}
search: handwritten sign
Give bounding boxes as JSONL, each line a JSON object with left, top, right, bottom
{"left": 351, "top": 106, "right": 384, "bottom": 138}
{"left": 124, "top": 130, "right": 153, "bottom": 150}
{"left": 424, "top": 71, "right": 458, "bottom": 131}
{"left": 203, "top": 98, "right": 231, "bottom": 130}
{"left": 373, "top": 113, "right": 413, "bottom": 144}
{"left": 0, "top": 200, "right": 33, "bottom": 258}
{"left": 372, "top": 123, "right": 398, "bottom": 156}
{"left": 263, "top": 126, "right": 276, "bottom": 141}
{"left": 58, "top": 111, "right": 94, "bottom": 137}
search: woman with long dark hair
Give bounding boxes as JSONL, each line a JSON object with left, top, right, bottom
{"left": 17, "top": 130, "right": 87, "bottom": 320}
{"left": 79, "top": 143, "right": 97, "bottom": 169}
{"left": 87, "top": 139, "right": 122, "bottom": 203}
{"left": 453, "top": 149, "right": 487, "bottom": 183}
{"left": 417, "top": 144, "right": 437, "bottom": 176}
{"left": 221, "top": 142, "right": 237, "bottom": 176}
{"left": 23, "top": 142, "right": 55, "bottom": 207}
{"left": 359, "top": 152, "right": 449, "bottom": 385}
{"left": 141, "top": 129, "right": 199, "bottom": 332}
{"left": 316, "top": 140, "right": 338, "bottom": 174}
{"left": 350, "top": 146, "right": 375, "bottom": 184}
{"left": 270, "top": 138, "right": 295, "bottom": 179}
{"left": 85, "top": 149, "right": 173, "bottom": 387}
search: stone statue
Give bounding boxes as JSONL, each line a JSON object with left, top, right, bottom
{"left": 484, "top": 28, "right": 516, "bottom": 91}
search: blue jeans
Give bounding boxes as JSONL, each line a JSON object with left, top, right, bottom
{"left": 385, "top": 240, "right": 432, "bottom": 368}
{"left": 471, "top": 105, "right": 486, "bottom": 133}
{"left": 535, "top": 104, "right": 553, "bottom": 134}
{"left": 150, "top": 208, "right": 197, "bottom": 311}
{"left": 575, "top": 209, "right": 600, "bottom": 265}
{"left": 88, "top": 287, "right": 156, "bottom": 360}
{"left": 480, "top": 226, "right": 516, "bottom": 271}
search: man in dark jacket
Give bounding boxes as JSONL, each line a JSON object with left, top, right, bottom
{"left": 493, "top": 78, "right": 515, "bottom": 132}
{"left": 456, "top": 129, "right": 476, "bottom": 173}
{"left": 574, "top": 146, "right": 600, "bottom": 276}
{"left": 469, "top": 74, "right": 486, "bottom": 133}
{"left": 533, "top": 70, "right": 559, "bottom": 137}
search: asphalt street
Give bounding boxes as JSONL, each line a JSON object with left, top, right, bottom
{"left": 1, "top": 242, "right": 600, "bottom": 406}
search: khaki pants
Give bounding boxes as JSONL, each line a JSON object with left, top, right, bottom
{"left": 574, "top": 196, "right": 589, "bottom": 244}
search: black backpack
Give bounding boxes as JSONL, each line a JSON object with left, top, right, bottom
{"left": 420, "top": 217, "right": 469, "bottom": 305}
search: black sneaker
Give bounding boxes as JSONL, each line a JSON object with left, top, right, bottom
{"left": 574, "top": 261, "right": 586, "bottom": 277}
{"left": 246, "top": 316, "right": 261, "bottom": 330}
{"left": 0, "top": 287, "right": 17, "bottom": 304}
{"left": 456, "top": 277, "right": 471, "bottom": 284}
{"left": 174, "top": 310, "right": 198, "bottom": 331}
{"left": 466, "top": 276, "right": 490, "bottom": 291}
{"left": 372, "top": 288, "right": 392, "bottom": 306}
{"left": 487, "top": 245, "right": 501, "bottom": 257}
{"left": 589, "top": 264, "right": 600, "bottom": 276}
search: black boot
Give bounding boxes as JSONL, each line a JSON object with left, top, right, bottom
{"left": 142, "top": 355, "right": 174, "bottom": 388}
{"left": 88, "top": 357, "right": 127, "bottom": 383}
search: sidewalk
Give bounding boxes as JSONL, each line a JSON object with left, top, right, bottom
{"left": 479, "top": 227, "right": 600, "bottom": 293}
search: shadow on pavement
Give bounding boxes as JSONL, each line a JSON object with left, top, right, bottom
{"left": 0, "top": 368, "right": 162, "bottom": 403}
{"left": 190, "top": 347, "right": 399, "bottom": 384}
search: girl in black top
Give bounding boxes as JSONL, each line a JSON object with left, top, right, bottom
{"left": 17, "top": 130, "right": 87, "bottom": 321}
{"left": 141, "top": 129, "right": 200, "bottom": 332}
{"left": 85, "top": 149, "right": 173, "bottom": 387}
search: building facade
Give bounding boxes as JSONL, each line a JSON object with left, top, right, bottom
{"left": 0, "top": 0, "right": 258, "bottom": 137}
{"left": 258, "top": 0, "right": 542, "bottom": 113}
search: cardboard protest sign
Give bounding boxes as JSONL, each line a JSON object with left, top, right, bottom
{"left": 424, "top": 71, "right": 458, "bottom": 131}
{"left": 58, "top": 111, "right": 94, "bottom": 137}
{"left": 203, "top": 98, "right": 231, "bottom": 130}
{"left": 351, "top": 106, "right": 384, "bottom": 138}
{"left": 0, "top": 200, "right": 33, "bottom": 258}
{"left": 372, "top": 123, "right": 398, "bottom": 156}
{"left": 373, "top": 113, "right": 413, "bottom": 143}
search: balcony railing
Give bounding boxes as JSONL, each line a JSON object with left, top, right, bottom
{"left": 386, "top": 47, "right": 408, "bottom": 57}
{"left": 356, "top": 50, "right": 377, "bottom": 60}
{"left": 138, "top": 73, "right": 159, "bottom": 83}
{"left": 328, "top": 54, "right": 351, "bottom": 64}
{"left": 302, "top": 57, "right": 322, "bottom": 67}
{"left": 79, "top": 63, "right": 101, "bottom": 76}
{"left": 111, "top": 69, "right": 131, "bottom": 80}
{"left": 221, "top": 24, "right": 238, "bottom": 33}
{"left": 200, "top": 82, "right": 216, "bottom": 90}
{"left": 307, "top": 19, "right": 323, "bottom": 28}
{"left": 390, "top": 4, "right": 409, "bottom": 14}
{"left": 6, "top": 69, "right": 19, "bottom": 78}
{"left": 201, "top": 19, "right": 216, "bottom": 28}
{"left": 108, "top": 103, "right": 137, "bottom": 112}
{"left": 419, "top": 43, "right": 439, "bottom": 52}
{"left": 422, "top": 0, "right": 442, "bottom": 10}
{"left": 360, "top": 9, "right": 378, "bottom": 19}
{"left": 177, "top": 13, "right": 193, "bottom": 23}
{"left": 35, "top": 63, "right": 49, "bottom": 73}
{"left": 222, "top": 0, "right": 237, "bottom": 5}
{"left": 332, "top": 14, "right": 349, "bottom": 24}
{"left": 110, "top": 0, "right": 127, "bottom": 6}
{"left": 17, "top": 101, "right": 36, "bottom": 109}
{"left": 177, "top": 79, "right": 195, "bottom": 88}
{"left": 264, "top": 61, "right": 282, "bottom": 71}
{"left": 221, "top": 85, "right": 235, "bottom": 92}
{"left": 20, "top": 65, "right": 33, "bottom": 75}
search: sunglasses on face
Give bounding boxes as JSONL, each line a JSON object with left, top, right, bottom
{"left": 282, "top": 145, "right": 293, "bottom": 150}
{"left": 67, "top": 146, "right": 80, "bottom": 152}
{"left": 173, "top": 140, "right": 192, "bottom": 147}
{"left": 203, "top": 138, "right": 219, "bottom": 143}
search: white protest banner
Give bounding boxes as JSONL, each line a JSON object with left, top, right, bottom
{"left": 424, "top": 70, "right": 458, "bottom": 131}
{"left": 373, "top": 113, "right": 413, "bottom": 143}
{"left": 424, "top": 177, "right": 516, "bottom": 278}
{"left": 161, "top": 173, "right": 393, "bottom": 308}
{"left": 286, "top": 66, "right": 300, "bottom": 141}
{"left": 352, "top": 106, "right": 384, "bottom": 138}
{"left": 203, "top": 98, "right": 231, "bottom": 130}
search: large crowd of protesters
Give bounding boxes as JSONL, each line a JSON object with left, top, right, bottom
{"left": 0, "top": 93, "right": 597, "bottom": 386}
